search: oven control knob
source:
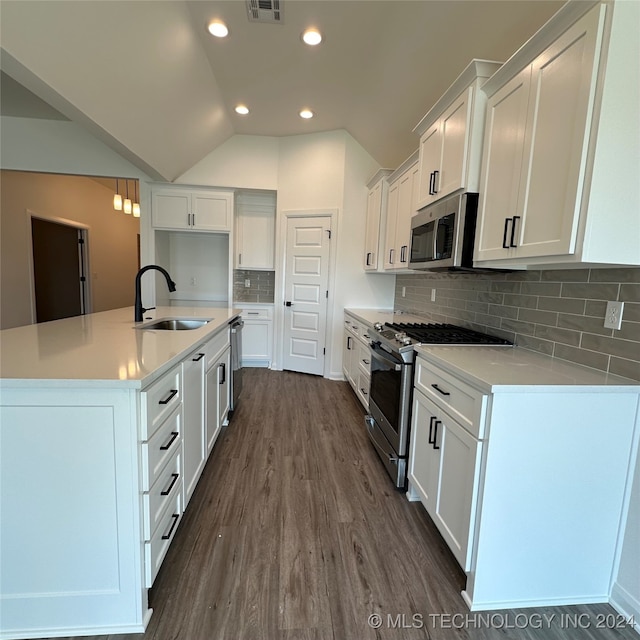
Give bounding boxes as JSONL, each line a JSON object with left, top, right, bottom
{"left": 394, "top": 332, "right": 406, "bottom": 341}
{"left": 402, "top": 336, "right": 413, "bottom": 346}
{"left": 374, "top": 322, "right": 383, "bottom": 331}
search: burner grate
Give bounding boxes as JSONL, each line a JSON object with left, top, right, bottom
{"left": 385, "top": 322, "right": 512, "bottom": 345}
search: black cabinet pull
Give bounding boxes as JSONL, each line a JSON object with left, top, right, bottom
{"left": 400, "top": 245, "right": 408, "bottom": 263}
{"left": 432, "top": 170, "right": 439, "bottom": 194}
{"left": 502, "top": 218, "right": 511, "bottom": 249}
{"left": 428, "top": 415, "right": 436, "bottom": 445}
{"left": 366, "top": 252, "right": 372, "bottom": 266}
{"left": 432, "top": 420, "right": 441, "bottom": 450}
{"left": 160, "top": 431, "right": 179, "bottom": 451}
{"left": 510, "top": 215, "right": 520, "bottom": 247}
{"left": 431, "top": 383, "right": 450, "bottom": 396}
{"left": 159, "top": 389, "right": 178, "bottom": 405}
{"left": 219, "top": 362, "right": 226, "bottom": 385}
{"left": 363, "top": 359, "right": 370, "bottom": 365}
{"left": 347, "top": 336, "right": 352, "bottom": 350}
{"left": 162, "top": 513, "right": 180, "bottom": 540}
{"left": 389, "top": 248, "right": 394, "bottom": 264}
{"left": 192, "top": 353, "right": 205, "bottom": 361}
{"left": 160, "top": 473, "right": 179, "bottom": 496}
{"left": 428, "top": 171, "right": 435, "bottom": 196}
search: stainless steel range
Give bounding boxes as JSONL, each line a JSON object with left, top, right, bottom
{"left": 365, "top": 322, "right": 512, "bottom": 489}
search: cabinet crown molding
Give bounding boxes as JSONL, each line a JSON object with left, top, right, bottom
{"left": 413, "top": 59, "right": 502, "bottom": 136}
{"left": 389, "top": 150, "right": 419, "bottom": 184}
{"left": 366, "top": 168, "right": 394, "bottom": 189}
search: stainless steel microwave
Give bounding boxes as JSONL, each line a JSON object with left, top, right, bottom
{"left": 409, "top": 192, "right": 479, "bottom": 270}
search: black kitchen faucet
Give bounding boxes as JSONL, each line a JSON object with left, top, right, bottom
{"left": 134, "top": 265, "right": 176, "bottom": 322}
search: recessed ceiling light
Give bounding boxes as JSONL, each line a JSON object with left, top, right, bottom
{"left": 302, "top": 28, "right": 322, "bottom": 46}
{"left": 208, "top": 21, "right": 229, "bottom": 38}
{"left": 299, "top": 109, "right": 314, "bottom": 119}
{"left": 235, "top": 104, "right": 249, "bottom": 115}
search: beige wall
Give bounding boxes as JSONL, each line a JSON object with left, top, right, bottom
{"left": 1, "top": 170, "right": 140, "bottom": 329}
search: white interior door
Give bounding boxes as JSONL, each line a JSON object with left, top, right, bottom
{"left": 282, "top": 216, "right": 331, "bottom": 376}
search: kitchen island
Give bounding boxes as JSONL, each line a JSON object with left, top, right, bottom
{"left": 0, "top": 306, "right": 240, "bottom": 640}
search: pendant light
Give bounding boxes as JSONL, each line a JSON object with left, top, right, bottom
{"left": 132, "top": 181, "right": 140, "bottom": 218}
{"left": 113, "top": 178, "right": 123, "bottom": 210}
{"left": 124, "top": 179, "right": 132, "bottom": 215}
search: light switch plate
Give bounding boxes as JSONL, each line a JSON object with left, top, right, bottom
{"left": 431, "top": 289, "right": 437, "bottom": 302}
{"left": 244, "top": 279, "right": 251, "bottom": 288}
{"left": 604, "top": 301, "right": 624, "bottom": 330}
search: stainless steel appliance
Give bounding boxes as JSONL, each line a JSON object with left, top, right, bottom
{"left": 229, "top": 318, "right": 244, "bottom": 413}
{"left": 409, "top": 192, "right": 479, "bottom": 270}
{"left": 366, "top": 322, "right": 512, "bottom": 488}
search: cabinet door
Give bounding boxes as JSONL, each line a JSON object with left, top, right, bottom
{"left": 205, "top": 362, "right": 220, "bottom": 455}
{"left": 217, "top": 346, "right": 231, "bottom": 428}
{"left": 416, "top": 122, "right": 442, "bottom": 210}
{"left": 192, "top": 191, "right": 232, "bottom": 231}
{"left": 182, "top": 350, "right": 206, "bottom": 507}
{"left": 242, "top": 320, "right": 272, "bottom": 364}
{"left": 236, "top": 207, "right": 275, "bottom": 269}
{"left": 394, "top": 167, "right": 415, "bottom": 267}
{"left": 364, "top": 182, "right": 383, "bottom": 270}
{"left": 384, "top": 181, "right": 400, "bottom": 269}
{"left": 343, "top": 332, "right": 356, "bottom": 386}
{"left": 438, "top": 88, "right": 472, "bottom": 199}
{"left": 152, "top": 191, "right": 190, "bottom": 229}
{"left": 474, "top": 66, "right": 532, "bottom": 262}
{"left": 515, "top": 6, "right": 602, "bottom": 259}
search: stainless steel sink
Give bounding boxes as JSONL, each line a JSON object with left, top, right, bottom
{"left": 136, "top": 318, "right": 211, "bottom": 331}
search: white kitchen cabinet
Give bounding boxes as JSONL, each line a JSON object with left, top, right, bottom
{"left": 409, "top": 347, "right": 640, "bottom": 611}
{"left": 343, "top": 312, "right": 372, "bottom": 409}
{"left": 474, "top": 1, "right": 640, "bottom": 268}
{"left": 414, "top": 60, "right": 502, "bottom": 212}
{"left": 182, "top": 347, "right": 206, "bottom": 508}
{"left": 216, "top": 346, "right": 231, "bottom": 428}
{"left": 205, "top": 327, "right": 231, "bottom": 454}
{"left": 363, "top": 169, "right": 392, "bottom": 271}
{"left": 152, "top": 187, "right": 233, "bottom": 232}
{"left": 235, "top": 191, "right": 276, "bottom": 270}
{"left": 383, "top": 152, "right": 419, "bottom": 271}
{"left": 240, "top": 306, "right": 273, "bottom": 367}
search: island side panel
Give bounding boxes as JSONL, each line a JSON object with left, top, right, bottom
{"left": 465, "top": 390, "right": 639, "bottom": 610}
{"left": 0, "top": 386, "right": 148, "bottom": 638}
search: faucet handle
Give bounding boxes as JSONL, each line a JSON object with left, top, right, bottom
{"left": 142, "top": 306, "right": 156, "bottom": 315}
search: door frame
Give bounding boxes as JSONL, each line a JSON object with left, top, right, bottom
{"left": 27, "top": 209, "right": 92, "bottom": 324}
{"left": 274, "top": 208, "right": 338, "bottom": 378}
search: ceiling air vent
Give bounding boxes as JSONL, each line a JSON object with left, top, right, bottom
{"left": 246, "top": 0, "right": 283, "bottom": 24}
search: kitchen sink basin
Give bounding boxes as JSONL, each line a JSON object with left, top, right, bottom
{"left": 136, "top": 318, "right": 211, "bottom": 331}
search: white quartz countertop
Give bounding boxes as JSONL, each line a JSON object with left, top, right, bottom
{"left": 0, "top": 306, "right": 240, "bottom": 389}
{"left": 415, "top": 344, "right": 640, "bottom": 392}
{"left": 344, "top": 308, "right": 428, "bottom": 327}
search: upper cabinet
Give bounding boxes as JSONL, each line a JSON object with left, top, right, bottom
{"left": 474, "top": 1, "right": 640, "bottom": 269}
{"left": 414, "top": 60, "right": 502, "bottom": 211}
{"left": 363, "top": 169, "right": 392, "bottom": 271}
{"left": 235, "top": 191, "right": 276, "bottom": 270}
{"left": 152, "top": 188, "right": 233, "bottom": 232}
{"left": 383, "top": 152, "right": 419, "bottom": 272}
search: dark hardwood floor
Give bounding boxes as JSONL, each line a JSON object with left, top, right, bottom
{"left": 54, "top": 369, "right": 636, "bottom": 640}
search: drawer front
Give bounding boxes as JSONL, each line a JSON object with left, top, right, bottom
{"left": 141, "top": 365, "right": 181, "bottom": 440}
{"left": 356, "top": 369, "right": 370, "bottom": 408}
{"left": 205, "top": 327, "right": 230, "bottom": 370}
{"left": 242, "top": 307, "right": 272, "bottom": 320}
{"left": 356, "top": 341, "right": 371, "bottom": 374}
{"left": 144, "top": 489, "right": 182, "bottom": 587}
{"left": 414, "top": 357, "right": 486, "bottom": 438}
{"left": 143, "top": 447, "right": 181, "bottom": 540}
{"left": 142, "top": 404, "right": 182, "bottom": 491}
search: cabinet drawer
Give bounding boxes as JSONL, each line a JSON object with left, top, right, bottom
{"left": 142, "top": 405, "right": 182, "bottom": 491}
{"left": 356, "top": 341, "right": 371, "bottom": 374}
{"left": 144, "top": 489, "right": 182, "bottom": 587}
{"left": 143, "top": 446, "right": 181, "bottom": 540}
{"left": 356, "top": 369, "right": 370, "bottom": 408}
{"left": 241, "top": 307, "right": 272, "bottom": 320}
{"left": 141, "top": 365, "right": 181, "bottom": 440}
{"left": 205, "top": 327, "right": 230, "bottom": 370}
{"left": 414, "top": 357, "right": 486, "bottom": 438}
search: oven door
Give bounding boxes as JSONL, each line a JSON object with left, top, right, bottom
{"left": 368, "top": 342, "right": 413, "bottom": 457}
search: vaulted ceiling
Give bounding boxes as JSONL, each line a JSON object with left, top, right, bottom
{"left": 0, "top": 0, "right": 564, "bottom": 182}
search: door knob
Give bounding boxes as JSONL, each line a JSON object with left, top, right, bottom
{"left": 285, "top": 301, "right": 293, "bottom": 307}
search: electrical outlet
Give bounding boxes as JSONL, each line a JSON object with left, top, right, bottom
{"left": 401, "top": 286, "right": 406, "bottom": 298}
{"left": 431, "top": 288, "right": 436, "bottom": 302}
{"left": 244, "top": 279, "right": 251, "bottom": 288}
{"left": 604, "top": 301, "right": 624, "bottom": 330}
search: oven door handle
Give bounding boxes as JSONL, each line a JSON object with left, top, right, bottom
{"left": 365, "top": 416, "right": 399, "bottom": 463}
{"left": 370, "top": 344, "right": 403, "bottom": 371}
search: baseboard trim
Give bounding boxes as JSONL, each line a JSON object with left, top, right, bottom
{"left": 610, "top": 581, "right": 640, "bottom": 633}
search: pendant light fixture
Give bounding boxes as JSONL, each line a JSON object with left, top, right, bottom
{"left": 124, "top": 179, "right": 132, "bottom": 215}
{"left": 132, "top": 181, "right": 140, "bottom": 218}
{"left": 113, "top": 178, "right": 123, "bottom": 211}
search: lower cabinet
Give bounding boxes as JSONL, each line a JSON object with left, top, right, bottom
{"left": 240, "top": 306, "right": 273, "bottom": 367}
{"left": 343, "top": 313, "right": 372, "bottom": 409}
{"left": 408, "top": 388, "right": 481, "bottom": 570}
{"left": 205, "top": 339, "right": 231, "bottom": 455}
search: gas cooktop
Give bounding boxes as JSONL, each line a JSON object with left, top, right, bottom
{"left": 370, "top": 321, "right": 512, "bottom": 355}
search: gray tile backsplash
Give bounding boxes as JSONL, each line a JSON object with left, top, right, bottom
{"left": 394, "top": 267, "right": 640, "bottom": 381}
{"left": 233, "top": 269, "right": 275, "bottom": 303}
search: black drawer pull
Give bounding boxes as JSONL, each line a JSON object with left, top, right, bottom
{"left": 362, "top": 359, "right": 370, "bottom": 365}
{"left": 160, "top": 431, "right": 179, "bottom": 451}
{"left": 192, "top": 353, "right": 205, "bottom": 361}
{"left": 160, "top": 473, "right": 179, "bottom": 496}
{"left": 360, "top": 388, "right": 368, "bottom": 395}
{"left": 431, "top": 383, "right": 450, "bottom": 396}
{"left": 158, "top": 389, "right": 178, "bottom": 405}
{"left": 162, "top": 513, "right": 180, "bottom": 540}
{"left": 219, "top": 362, "right": 226, "bottom": 385}
{"left": 247, "top": 311, "right": 260, "bottom": 315}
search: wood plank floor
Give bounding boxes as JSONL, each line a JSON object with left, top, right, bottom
{"left": 53, "top": 369, "right": 636, "bottom": 640}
